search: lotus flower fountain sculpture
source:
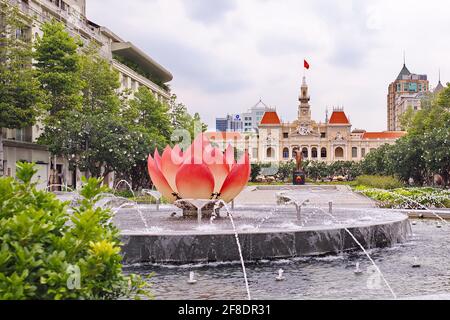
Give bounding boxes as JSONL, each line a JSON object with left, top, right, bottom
{"left": 147, "top": 134, "right": 250, "bottom": 217}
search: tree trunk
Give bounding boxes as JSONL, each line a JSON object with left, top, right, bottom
{"left": 0, "top": 134, "right": 4, "bottom": 177}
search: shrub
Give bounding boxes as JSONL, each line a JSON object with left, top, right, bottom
{"left": 355, "top": 186, "right": 450, "bottom": 209}
{"left": 0, "top": 162, "right": 149, "bottom": 300}
{"left": 250, "top": 163, "right": 262, "bottom": 182}
{"left": 354, "top": 175, "right": 403, "bottom": 190}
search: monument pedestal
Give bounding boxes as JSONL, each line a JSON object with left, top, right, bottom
{"left": 293, "top": 171, "right": 306, "bottom": 185}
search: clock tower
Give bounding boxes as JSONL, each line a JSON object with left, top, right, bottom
{"left": 298, "top": 76, "right": 312, "bottom": 126}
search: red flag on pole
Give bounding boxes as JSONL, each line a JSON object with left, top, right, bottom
{"left": 304, "top": 59, "right": 310, "bottom": 70}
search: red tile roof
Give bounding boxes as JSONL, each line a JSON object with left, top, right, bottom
{"left": 260, "top": 111, "right": 281, "bottom": 125}
{"left": 329, "top": 111, "right": 350, "bottom": 124}
{"left": 362, "top": 131, "right": 406, "bottom": 140}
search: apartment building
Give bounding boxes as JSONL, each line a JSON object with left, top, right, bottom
{"left": 1, "top": 0, "right": 172, "bottom": 189}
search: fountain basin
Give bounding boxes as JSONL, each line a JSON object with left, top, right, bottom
{"left": 117, "top": 206, "right": 411, "bottom": 264}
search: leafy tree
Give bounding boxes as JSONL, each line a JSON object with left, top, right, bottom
{"left": 384, "top": 135, "right": 427, "bottom": 185}
{"left": 168, "top": 94, "right": 207, "bottom": 142}
{"left": 34, "top": 20, "right": 82, "bottom": 116}
{"left": 120, "top": 87, "right": 173, "bottom": 188}
{"left": 359, "top": 144, "right": 394, "bottom": 176}
{"left": 38, "top": 40, "right": 126, "bottom": 179}
{"left": 250, "top": 163, "right": 262, "bottom": 182}
{"left": 0, "top": 2, "right": 43, "bottom": 176}
{"left": 277, "top": 160, "right": 296, "bottom": 181}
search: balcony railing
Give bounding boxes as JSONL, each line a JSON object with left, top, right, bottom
{"left": 8, "top": 0, "right": 104, "bottom": 44}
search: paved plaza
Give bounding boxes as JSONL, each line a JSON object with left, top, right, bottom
{"left": 234, "top": 185, "right": 376, "bottom": 208}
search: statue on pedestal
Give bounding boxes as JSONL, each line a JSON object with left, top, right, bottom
{"left": 293, "top": 152, "right": 306, "bottom": 185}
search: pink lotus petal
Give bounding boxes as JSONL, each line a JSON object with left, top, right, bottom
{"left": 147, "top": 154, "right": 177, "bottom": 203}
{"left": 203, "top": 147, "right": 230, "bottom": 193}
{"left": 224, "top": 144, "right": 236, "bottom": 171}
{"left": 219, "top": 152, "right": 250, "bottom": 203}
{"left": 154, "top": 149, "right": 162, "bottom": 170}
{"left": 161, "top": 146, "right": 183, "bottom": 193}
{"left": 175, "top": 159, "right": 215, "bottom": 200}
{"left": 184, "top": 134, "right": 211, "bottom": 165}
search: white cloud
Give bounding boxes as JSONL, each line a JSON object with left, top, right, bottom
{"left": 87, "top": 0, "right": 449, "bottom": 131}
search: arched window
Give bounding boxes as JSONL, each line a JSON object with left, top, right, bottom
{"left": 267, "top": 147, "right": 275, "bottom": 159}
{"left": 352, "top": 147, "right": 358, "bottom": 158}
{"left": 302, "top": 147, "right": 309, "bottom": 159}
{"left": 311, "top": 147, "right": 318, "bottom": 159}
{"left": 321, "top": 147, "right": 327, "bottom": 158}
{"left": 283, "top": 148, "right": 290, "bottom": 159}
{"left": 292, "top": 148, "right": 299, "bottom": 158}
{"left": 335, "top": 147, "right": 344, "bottom": 158}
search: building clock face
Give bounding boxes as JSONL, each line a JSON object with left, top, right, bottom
{"left": 299, "top": 125, "right": 310, "bottom": 136}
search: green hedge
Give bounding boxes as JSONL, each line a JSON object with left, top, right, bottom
{"left": 354, "top": 175, "right": 403, "bottom": 189}
{"left": 0, "top": 163, "right": 150, "bottom": 300}
{"left": 355, "top": 186, "right": 450, "bottom": 209}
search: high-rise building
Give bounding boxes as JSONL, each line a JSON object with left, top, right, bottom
{"left": 215, "top": 100, "right": 274, "bottom": 133}
{"left": 387, "top": 63, "right": 429, "bottom": 131}
{"left": 215, "top": 114, "right": 243, "bottom": 132}
{"left": 1, "top": 0, "right": 172, "bottom": 189}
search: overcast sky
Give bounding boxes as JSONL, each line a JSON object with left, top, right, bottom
{"left": 87, "top": 0, "right": 448, "bottom": 132}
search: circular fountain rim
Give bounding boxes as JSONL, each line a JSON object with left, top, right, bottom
{"left": 118, "top": 205, "right": 410, "bottom": 236}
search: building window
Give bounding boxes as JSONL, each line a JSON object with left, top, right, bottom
{"left": 311, "top": 148, "right": 318, "bottom": 159}
{"left": 361, "top": 148, "right": 366, "bottom": 158}
{"left": 321, "top": 148, "right": 327, "bottom": 158}
{"left": 335, "top": 147, "right": 344, "bottom": 158}
{"left": 397, "top": 83, "right": 401, "bottom": 92}
{"left": 321, "top": 132, "right": 326, "bottom": 138}
{"left": 283, "top": 148, "right": 289, "bottom": 159}
{"left": 292, "top": 148, "right": 299, "bottom": 158}
{"left": 302, "top": 147, "right": 308, "bottom": 159}
{"left": 283, "top": 132, "right": 289, "bottom": 139}
{"left": 352, "top": 147, "right": 358, "bottom": 158}
{"left": 266, "top": 147, "right": 275, "bottom": 159}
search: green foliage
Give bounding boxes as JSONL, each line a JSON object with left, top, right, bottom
{"left": 356, "top": 186, "right": 450, "bottom": 209}
{"left": 359, "top": 85, "right": 450, "bottom": 186}
{"left": 34, "top": 20, "right": 82, "bottom": 115}
{"left": 354, "top": 175, "right": 403, "bottom": 190}
{"left": 169, "top": 94, "right": 207, "bottom": 140}
{"left": 0, "top": 163, "right": 150, "bottom": 300}
{"left": 0, "top": 1, "right": 43, "bottom": 129}
{"left": 250, "top": 163, "right": 262, "bottom": 182}
{"left": 277, "top": 161, "right": 296, "bottom": 182}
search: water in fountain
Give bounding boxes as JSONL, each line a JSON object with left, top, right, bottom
{"left": 216, "top": 200, "right": 252, "bottom": 301}
{"left": 279, "top": 193, "right": 398, "bottom": 299}
{"left": 314, "top": 204, "right": 398, "bottom": 299}
{"left": 110, "top": 180, "right": 151, "bottom": 233}
{"left": 142, "top": 189, "right": 162, "bottom": 211}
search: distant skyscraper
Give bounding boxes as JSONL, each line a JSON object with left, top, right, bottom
{"left": 215, "top": 114, "right": 244, "bottom": 132}
{"left": 215, "top": 100, "right": 274, "bottom": 133}
{"left": 387, "top": 63, "right": 429, "bottom": 131}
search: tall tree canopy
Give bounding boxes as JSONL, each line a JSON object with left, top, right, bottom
{"left": 0, "top": 1, "right": 43, "bottom": 175}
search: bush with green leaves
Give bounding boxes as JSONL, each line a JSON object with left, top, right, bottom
{"left": 354, "top": 175, "right": 403, "bottom": 190}
{"left": 0, "top": 162, "right": 149, "bottom": 300}
{"left": 355, "top": 186, "right": 450, "bottom": 209}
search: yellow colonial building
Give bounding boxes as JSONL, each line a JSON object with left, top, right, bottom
{"left": 253, "top": 77, "right": 406, "bottom": 163}
{"left": 207, "top": 77, "right": 406, "bottom": 164}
